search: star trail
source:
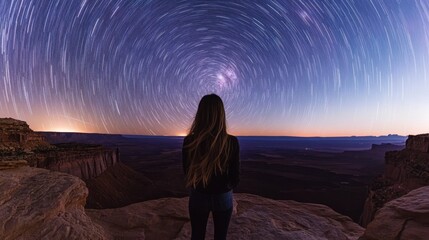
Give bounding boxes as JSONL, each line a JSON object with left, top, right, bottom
{"left": 1, "top": 0, "right": 429, "bottom": 136}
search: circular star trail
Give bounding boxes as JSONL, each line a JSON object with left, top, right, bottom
{"left": 1, "top": 0, "right": 429, "bottom": 136}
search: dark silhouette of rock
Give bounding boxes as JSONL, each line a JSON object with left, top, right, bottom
{"left": 361, "top": 134, "right": 429, "bottom": 226}
{"left": 85, "top": 162, "right": 155, "bottom": 209}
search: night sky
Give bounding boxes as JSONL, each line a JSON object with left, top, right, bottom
{"left": 1, "top": 0, "right": 428, "bottom": 136}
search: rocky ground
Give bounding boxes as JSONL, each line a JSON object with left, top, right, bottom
{"left": 0, "top": 166, "right": 364, "bottom": 240}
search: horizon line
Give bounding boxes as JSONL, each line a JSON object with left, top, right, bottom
{"left": 35, "top": 130, "right": 409, "bottom": 138}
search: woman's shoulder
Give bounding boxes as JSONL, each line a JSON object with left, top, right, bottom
{"left": 183, "top": 134, "right": 192, "bottom": 145}
{"left": 227, "top": 134, "right": 239, "bottom": 144}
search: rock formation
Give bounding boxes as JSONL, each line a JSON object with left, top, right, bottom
{"left": 0, "top": 118, "right": 53, "bottom": 153}
{"left": 0, "top": 160, "right": 28, "bottom": 170}
{"left": 0, "top": 167, "right": 106, "bottom": 240}
{"left": 38, "top": 143, "right": 120, "bottom": 180}
{"left": 88, "top": 194, "right": 364, "bottom": 240}
{"left": 361, "top": 134, "right": 429, "bottom": 226}
{"left": 0, "top": 118, "right": 156, "bottom": 209}
{"left": 0, "top": 120, "right": 120, "bottom": 181}
{"left": 0, "top": 166, "right": 364, "bottom": 240}
{"left": 361, "top": 186, "right": 429, "bottom": 240}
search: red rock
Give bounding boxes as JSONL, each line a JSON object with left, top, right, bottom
{"left": 0, "top": 167, "right": 107, "bottom": 240}
{"left": 361, "top": 134, "right": 429, "bottom": 226}
{"left": 406, "top": 134, "right": 429, "bottom": 153}
{"left": 361, "top": 186, "right": 429, "bottom": 240}
{"left": 0, "top": 118, "right": 53, "bottom": 152}
{"left": 88, "top": 193, "right": 364, "bottom": 240}
{"left": 0, "top": 167, "right": 364, "bottom": 240}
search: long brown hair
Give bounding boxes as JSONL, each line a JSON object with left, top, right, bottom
{"left": 184, "top": 94, "right": 231, "bottom": 188}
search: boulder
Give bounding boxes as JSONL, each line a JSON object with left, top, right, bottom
{"left": 361, "top": 186, "right": 429, "bottom": 240}
{"left": 0, "top": 167, "right": 107, "bottom": 240}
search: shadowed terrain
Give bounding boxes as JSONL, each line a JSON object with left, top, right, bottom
{"left": 40, "top": 132, "right": 405, "bottom": 222}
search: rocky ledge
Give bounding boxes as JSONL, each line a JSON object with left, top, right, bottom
{"left": 361, "top": 186, "right": 429, "bottom": 240}
{"left": 0, "top": 167, "right": 106, "bottom": 240}
{"left": 0, "top": 118, "right": 53, "bottom": 153}
{"left": 360, "top": 133, "right": 429, "bottom": 226}
{"left": 0, "top": 167, "right": 364, "bottom": 240}
{"left": 88, "top": 193, "right": 364, "bottom": 240}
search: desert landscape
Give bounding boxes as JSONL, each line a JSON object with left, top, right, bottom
{"left": 41, "top": 131, "right": 406, "bottom": 222}
{"left": 1, "top": 118, "right": 429, "bottom": 239}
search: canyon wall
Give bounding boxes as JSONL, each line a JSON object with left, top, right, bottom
{"left": 1, "top": 118, "right": 150, "bottom": 209}
{"left": 39, "top": 144, "right": 119, "bottom": 180}
{"left": 360, "top": 134, "right": 429, "bottom": 226}
{"left": 1, "top": 118, "right": 120, "bottom": 181}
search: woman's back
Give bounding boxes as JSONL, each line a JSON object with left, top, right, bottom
{"left": 182, "top": 134, "right": 240, "bottom": 194}
{"left": 182, "top": 94, "right": 240, "bottom": 240}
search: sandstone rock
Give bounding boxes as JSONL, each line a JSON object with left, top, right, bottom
{"left": 87, "top": 193, "right": 364, "bottom": 240}
{"left": 0, "top": 118, "right": 53, "bottom": 152}
{"left": 361, "top": 134, "right": 429, "bottom": 226}
{"left": 0, "top": 167, "right": 107, "bottom": 240}
{"left": 43, "top": 143, "right": 120, "bottom": 180}
{"left": 361, "top": 186, "right": 429, "bottom": 240}
{"left": 406, "top": 134, "right": 429, "bottom": 153}
{"left": 0, "top": 160, "right": 28, "bottom": 170}
{"left": 0, "top": 166, "right": 364, "bottom": 240}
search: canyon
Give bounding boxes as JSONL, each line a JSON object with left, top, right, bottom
{"left": 1, "top": 118, "right": 428, "bottom": 239}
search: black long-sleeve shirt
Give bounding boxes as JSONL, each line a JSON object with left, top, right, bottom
{"left": 182, "top": 135, "right": 240, "bottom": 194}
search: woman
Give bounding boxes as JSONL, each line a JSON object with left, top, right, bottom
{"left": 182, "top": 94, "right": 240, "bottom": 240}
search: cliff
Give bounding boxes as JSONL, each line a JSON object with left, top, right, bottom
{"left": 85, "top": 162, "right": 155, "bottom": 209}
{"left": 0, "top": 166, "right": 364, "bottom": 240}
{"left": 360, "top": 134, "right": 429, "bottom": 226}
{"left": 1, "top": 118, "right": 119, "bottom": 181}
{"left": 0, "top": 118, "right": 155, "bottom": 209}
{"left": 40, "top": 143, "right": 120, "bottom": 180}
{"left": 0, "top": 167, "right": 106, "bottom": 240}
{"left": 361, "top": 186, "right": 429, "bottom": 240}
{"left": 0, "top": 118, "right": 53, "bottom": 153}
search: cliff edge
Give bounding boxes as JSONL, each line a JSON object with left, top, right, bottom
{"left": 361, "top": 134, "right": 429, "bottom": 226}
{"left": 0, "top": 166, "right": 364, "bottom": 240}
{"left": 0, "top": 167, "right": 106, "bottom": 240}
{"left": 361, "top": 186, "right": 429, "bottom": 240}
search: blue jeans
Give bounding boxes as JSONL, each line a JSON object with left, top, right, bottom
{"left": 188, "top": 189, "right": 233, "bottom": 240}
